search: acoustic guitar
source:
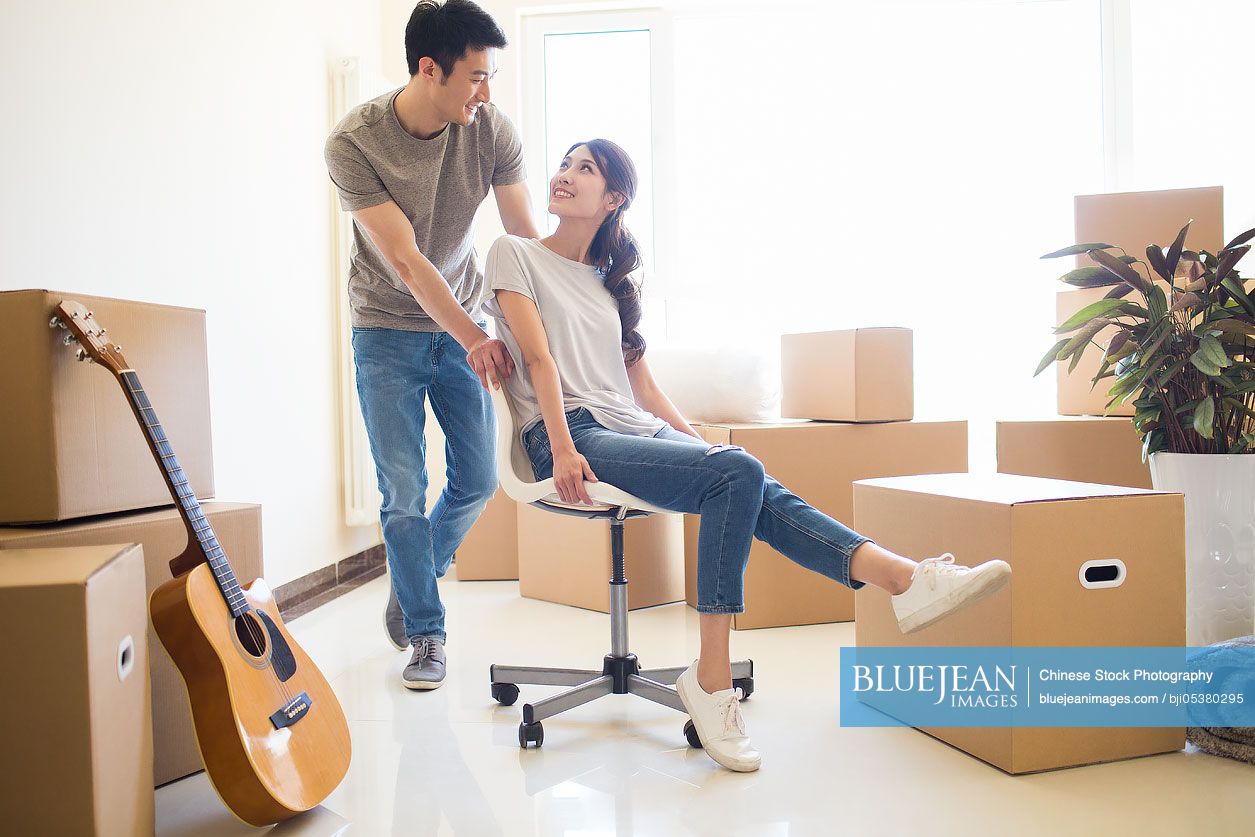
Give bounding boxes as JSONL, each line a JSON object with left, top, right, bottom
{"left": 52, "top": 300, "right": 351, "bottom": 826}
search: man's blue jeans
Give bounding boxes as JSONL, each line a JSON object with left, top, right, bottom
{"left": 352, "top": 327, "right": 497, "bottom": 642}
{"left": 523, "top": 409, "right": 869, "bottom": 614}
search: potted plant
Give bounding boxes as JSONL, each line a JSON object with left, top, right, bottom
{"left": 1037, "top": 220, "right": 1255, "bottom": 645}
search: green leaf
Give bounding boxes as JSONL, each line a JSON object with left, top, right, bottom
{"left": 1059, "top": 266, "right": 1124, "bottom": 288}
{"left": 1034, "top": 339, "right": 1069, "bottom": 377}
{"left": 1104, "top": 284, "right": 1135, "bottom": 300}
{"left": 1170, "top": 292, "right": 1202, "bottom": 312}
{"left": 1221, "top": 276, "right": 1255, "bottom": 317}
{"left": 1041, "top": 242, "right": 1117, "bottom": 260}
{"left": 1055, "top": 299, "right": 1128, "bottom": 334}
{"left": 1194, "top": 397, "right": 1215, "bottom": 439}
{"left": 1165, "top": 220, "right": 1193, "bottom": 277}
{"left": 1092, "top": 248, "right": 1152, "bottom": 295}
{"left": 1214, "top": 245, "right": 1251, "bottom": 283}
{"left": 1146, "top": 245, "right": 1171, "bottom": 280}
{"left": 1068, "top": 344, "right": 1086, "bottom": 373}
{"left": 1155, "top": 358, "right": 1188, "bottom": 389}
{"left": 1189, "top": 351, "right": 1222, "bottom": 377}
{"left": 1057, "top": 319, "right": 1109, "bottom": 363}
{"left": 1200, "top": 334, "right": 1233, "bottom": 368}
{"left": 1147, "top": 284, "right": 1168, "bottom": 322}
{"left": 1105, "top": 330, "right": 1130, "bottom": 358}
{"left": 1224, "top": 226, "right": 1255, "bottom": 251}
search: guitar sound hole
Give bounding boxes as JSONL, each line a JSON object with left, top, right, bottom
{"left": 234, "top": 612, "right": 268, "bottom": 658}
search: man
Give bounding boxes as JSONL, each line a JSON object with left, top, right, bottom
{"left": 324, "top": 0, "right": 538, "bottom": 690}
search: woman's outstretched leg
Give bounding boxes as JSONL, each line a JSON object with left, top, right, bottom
{"left": 754, "top": 477, "right": 1011, "bottom": 633}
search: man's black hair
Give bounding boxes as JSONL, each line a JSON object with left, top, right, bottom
{"left": 405, "top": 0, "right": 508, "bottom": 78}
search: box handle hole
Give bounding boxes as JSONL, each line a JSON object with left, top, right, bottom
{"left": 116, "top": 634, "right": 135, "bottom": 681}
{"left": 1079, "top": 559, "right": 1126, "bottom": 589}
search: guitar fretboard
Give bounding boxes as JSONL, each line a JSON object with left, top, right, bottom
{"left": 119, "top": 370, "right": 247, "bottom": 616}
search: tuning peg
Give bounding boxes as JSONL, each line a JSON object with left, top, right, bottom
{"left": 49, "top": 315, "right": 66, "bottom": 329}
{"left": 62, "top": 333, "right": 76, "bottom": 346}
{"left": 75, "top": 348, "right": 94, "bottom": 363}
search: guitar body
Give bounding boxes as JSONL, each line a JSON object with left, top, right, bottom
{"left": 150, "top": 564, "right": 351, "bottom": 826}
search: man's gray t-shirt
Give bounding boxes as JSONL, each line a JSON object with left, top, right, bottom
{"left": 324, "top": 88, "right": 526, "bottom": 331}
{"left": 482, "top": 235, "right": 666, "bottom": 439}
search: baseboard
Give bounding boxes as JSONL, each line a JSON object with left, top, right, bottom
{"left": 275, "top": 543, "right": 387, "bottom": 621}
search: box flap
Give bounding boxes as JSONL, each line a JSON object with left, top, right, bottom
{"left": 0, "top": 544, "right": 138, "bottom": 587}
{"left": 854, "top": 472, "right": 1171, "bottom": 505}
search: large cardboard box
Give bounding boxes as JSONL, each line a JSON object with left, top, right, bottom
{"left": 0, "top": 501, "right": 262, "bottom": 785}
{"left": 997, "top": 417, "right": 1151, "bottom": 489}
{"left": 0, "top": 289, "right": 215, "bottom": 523}
{"left": 684, "top": 420, "right": 968, "bottom": 629}
{"left": 781, "top": 328, "right": 913, "bottom": 422}
{"left": 517, "top": 505, "right": 684, "bottom": 612}
{"left": 1073, "top": 186, "right": 1224, "bottom": 269}
{"left": 0, "top": 544, "right": 154, "bottom": 836}
{"left": 456, "top": 487, "right": 520, "bottom": 581}
{"left": 853, "top": 472, "right": 1185, "bottom": 774}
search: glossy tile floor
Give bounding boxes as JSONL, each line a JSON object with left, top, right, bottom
{"left": 156, "top": 575, "right": 1254, "bottom": 836}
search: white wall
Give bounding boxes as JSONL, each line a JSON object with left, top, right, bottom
{"left": 1, "top": 0, "right": 389, "bottom": 586}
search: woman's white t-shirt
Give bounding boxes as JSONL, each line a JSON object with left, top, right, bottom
{"left": 482, "top": 235, "right": 666, "bottom": 439}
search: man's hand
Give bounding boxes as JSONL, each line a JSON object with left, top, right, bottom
{"left": 467, "top": 336, "right": 515, "bottom": 390}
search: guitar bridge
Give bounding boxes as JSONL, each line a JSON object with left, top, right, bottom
{"left": 269, "top": 691, "right": 312, "bottom": 729}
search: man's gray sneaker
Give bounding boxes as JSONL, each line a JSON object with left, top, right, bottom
{"left": 384, "top": 585, "right": 408, "bottom": 652}
{"left": 402, "top": 636, "right": 446, "bottom": 691}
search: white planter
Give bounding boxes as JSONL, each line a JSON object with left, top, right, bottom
{"left": 1149, "top": 452, "right": 1255, "bottom": 646}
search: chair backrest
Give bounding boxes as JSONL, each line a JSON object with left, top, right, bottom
{"left": 490, "top": 383, "right": 545, "bottom": 502}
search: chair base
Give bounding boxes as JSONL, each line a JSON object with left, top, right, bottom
{"left": 490, "top": 655, "right": 754, "bottom": 748}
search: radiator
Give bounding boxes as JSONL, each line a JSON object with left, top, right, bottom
{"left": 330, "top": 57, "right": 391, "bottom": 527}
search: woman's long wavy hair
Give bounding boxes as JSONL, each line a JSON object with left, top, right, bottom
{"left": 566, "top": 139, "right": 646, "bottom": 366}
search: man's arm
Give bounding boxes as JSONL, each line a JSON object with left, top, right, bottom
{"left": 493, "top": 181, "right": 540, "bottom": 239}
{"left": 351, "top": 199, "right": 513, "bottom": 388}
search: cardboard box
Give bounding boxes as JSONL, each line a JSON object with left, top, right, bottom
{"left": 517, "top": 505, "right": 684, "bottom": 612}
{"left": 997, "top": 417, "right": 1151, "bottom": 489}
{"left": 0, "top": 289, "right": 215, "bottom": 523}
{"left": 1073, "top": 186, "right": 1224, "bottom": 269}
{"left": 684, "top": 420, "right": 968, "bottom": 629}
{"left": 780, "top": 328, "right": 913, "bottom": 422}
{"left": 456, "top": 488, "right": 520, "bottom": 581}
{"left": 0, "top": 501, "right": 262, "bottom": 785}
{"left": 853, "top": 472, "right": 1185, "bottom": 774}
{"left": 0, "top": 544, "right": 154, "bottom": 836}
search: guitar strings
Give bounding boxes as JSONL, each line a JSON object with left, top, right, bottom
{"left": 125, "top": 370, "right": 295, "bottom": 706}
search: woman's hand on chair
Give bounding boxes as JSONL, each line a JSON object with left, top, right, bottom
{"left": 553, "top": 449, "right": 598, "bottom": 505}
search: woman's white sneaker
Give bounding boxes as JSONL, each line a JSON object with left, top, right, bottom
{"left": 891, "top": 553, "right": 1011, "bottom": 634}
{"left": 675, "top": 661, "right": 761, "bottom": 772}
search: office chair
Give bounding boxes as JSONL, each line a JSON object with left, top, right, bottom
{"left": 486, "top": 384, "right": 754, "bottom": 749}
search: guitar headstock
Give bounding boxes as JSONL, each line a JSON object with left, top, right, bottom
{"left": 50, "top": 300, "right": 130, "bottom": 374}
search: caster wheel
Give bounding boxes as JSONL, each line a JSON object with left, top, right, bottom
{"left": 683, "top": 719, "right": 703, "bottom": 749}
{"left": 733, "top": 676, "right": 754, "bottom": 700}
{"left": 491, "top": 682, "right": 519, "bottom": 706}
{"left": 519, "top": 721, "right": 544, "bottom": 749}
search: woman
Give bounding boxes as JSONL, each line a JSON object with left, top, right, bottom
{"left": 482, "top": 139, "right": 1010, "bottom": 773}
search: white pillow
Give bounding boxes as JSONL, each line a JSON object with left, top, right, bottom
{"left": 647, "top": 344, "right": 781, "bottom": 423}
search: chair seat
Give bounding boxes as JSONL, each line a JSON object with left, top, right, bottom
{"left": 491, "top": 386, "right": 674, "bottom": 516}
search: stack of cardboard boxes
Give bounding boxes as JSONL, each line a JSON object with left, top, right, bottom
{"left": 0, "top": 290, "right": 262, "bottom": 819}
{"left": 998, "top": 186, "right": 1225, "bottom": 489}
{"left": 683, "top": 327, "right": 969, "bottom": 629}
